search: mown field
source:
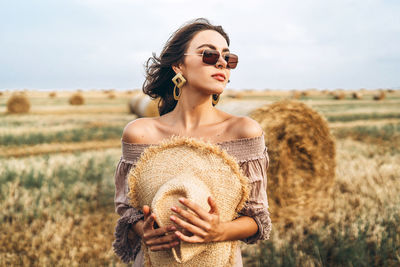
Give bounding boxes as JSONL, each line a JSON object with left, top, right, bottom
{"left": 0, "top": 89, "right": 399, "bottom": 266}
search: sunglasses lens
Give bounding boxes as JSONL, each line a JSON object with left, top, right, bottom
{"left": 225, "top": 53, "right": 238, "bottom": 69}
{"left": 202, "top": 49, "right": 219, "bottom": 65}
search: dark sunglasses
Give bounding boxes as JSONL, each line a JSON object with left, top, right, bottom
{"left": 184, "top": 49, "right": 239, "bottom": 69}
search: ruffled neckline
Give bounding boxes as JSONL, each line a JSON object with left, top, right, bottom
{"left": 120, "top": 133, "right": 267, "bottom": 164}
{"left": 121, "top": 132, "right": 265, "bottom": 147}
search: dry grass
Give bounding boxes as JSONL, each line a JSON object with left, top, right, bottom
{"left": 0, "top": 139, "right": 120, "bottom": 157}
{"left": 6, "top": 94, "right": 31, "bottom": 114}
{"left": 1, "top": 89, "right": 399, "bottom": 266}
{"left": 250, "top": 100, "right": 336, "bottom": 224}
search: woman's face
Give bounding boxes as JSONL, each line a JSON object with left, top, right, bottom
{"left": 179, "top": 30, "right": 231, "bottom": 96}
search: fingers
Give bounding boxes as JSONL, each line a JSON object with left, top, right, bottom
{"left": 143, "top": 205, "right": 150, "bottom": 220}
{"left": 170, "top": 214, "right": 208, "bottom": 238}
{"left": 208, "top": 196, "right": 219, "bottom": 215}
{"left": 143, "top": 225, "right": 180, "bottom": 252}
{"left": 174, "top": 230, "right": 204, "bottom": 243}
{"left": 178, "top": 198, "right": 210, "bottom": 220}
{"left": 143, "top": 212, "right": 155, "bottom": 231}
{"left": 148, "top": 241, "right": 180, "bottom": 252}
{"left": 144, "top": 225, "right": 176, "bottom": 239}
{"left": 145, "top": 231, "right": 179, "bottom": 246}
{"left": 171, "top": 205, "right": 209, "bottom": 230}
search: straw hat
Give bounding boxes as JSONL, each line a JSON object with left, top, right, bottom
{"left": 128, "top": 136, "right": 250, "bottom": 267}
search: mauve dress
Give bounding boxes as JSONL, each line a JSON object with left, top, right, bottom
{"left": 112, "top": 134, "right": 272, "bottom": 266}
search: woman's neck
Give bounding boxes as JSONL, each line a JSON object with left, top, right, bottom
{"left": 168, "top": 90, "right": 218, "bottom": 132}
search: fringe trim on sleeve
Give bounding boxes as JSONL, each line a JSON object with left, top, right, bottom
{"left": 112, "top": 209, "right": 144, "bottom": 263}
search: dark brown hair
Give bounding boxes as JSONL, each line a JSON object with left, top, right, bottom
{"left": 142, "top": 18, "right": 230, "bottom": 115}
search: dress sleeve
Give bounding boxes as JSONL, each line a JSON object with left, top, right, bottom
{"left": 112, "top": 157, "right": 144, "bottom": 263}
{"left": 237, "top": 146, "right": 272, "bottom": 244}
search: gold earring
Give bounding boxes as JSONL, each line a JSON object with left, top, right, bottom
{"left": 172, "top": 73, "right": 186, "bottom": 101}
{"left": 212, "top": 94, "right": 220, "bottom": 106}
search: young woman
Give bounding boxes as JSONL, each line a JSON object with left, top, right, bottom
{"left": 113, "top": 18, "right": 271, "bottom": 266}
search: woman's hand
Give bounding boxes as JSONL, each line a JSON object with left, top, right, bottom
{"left": 170, "top": 196, "right": 226, "bottom": 243}
{"left": 142, "top": 205, "right": 180, "bottom": 251}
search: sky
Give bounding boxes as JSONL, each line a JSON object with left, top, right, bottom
{"left": 1, "top": 0, "right": 399, "bottom": 91}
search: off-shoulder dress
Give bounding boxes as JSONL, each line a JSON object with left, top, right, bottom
{"left": 112, "top": 134, "right": 272, "bottom": 267}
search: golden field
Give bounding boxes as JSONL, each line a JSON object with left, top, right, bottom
{"left": 0, "top": 89, "right": 399, "bottom": 266}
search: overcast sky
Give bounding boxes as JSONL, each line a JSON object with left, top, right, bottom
{"left": 1, "top": 0, "right": 399, "bottom": 91}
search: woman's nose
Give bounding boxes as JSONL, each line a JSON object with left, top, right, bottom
{"left": 216, "top": 54, "right": 227, "bottom": 69}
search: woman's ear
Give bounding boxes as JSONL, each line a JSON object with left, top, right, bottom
{"left": 172, "top": 63, "right": 183, "bottom": 74}
{"left": 172, "top": 66, "right": 181, "bottom": 74}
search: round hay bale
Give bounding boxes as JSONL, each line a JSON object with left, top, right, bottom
{"left": 128, "top": 94, "right": 159, "bottom": 117}
{"left": 250, "top": 100, "right": 336, "bottom": 224}
{"left": 373, "top": 91, "right": 385, "bottom": 100}
{"left": 128, "top": 94, "right": 144, "bottom": 115}
{"left": 7, "top": 93, "right": 31, "bottom": 113}
{"left": 333, "top": 92, "right": 345, "bottom": 100}
{"left": 0, "top": 91, "right": 4, "bottom": 96}
{"left": 352, "top": 92, "right": 363, "bottom": 99}
{"left": 108, "top": 92, "right": 116, "bottom": 99}
{"left": 301, "top": 90, "right": 310, "bottom": 97}
{"left": 69, "top": 93, "right": 85, "bottom": 105}
{"left": 291, "top": 91, "right": 301, "bottom": 99}
{"left": 49, "top": 92, "right": 57, "bottom": 98}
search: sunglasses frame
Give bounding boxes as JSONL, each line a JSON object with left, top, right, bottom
{"left": 184, "top": 49, "right": 238, "bottom": 69}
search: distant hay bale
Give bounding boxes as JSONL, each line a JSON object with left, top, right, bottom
{"left": 7, "top": 93, "right": 31, "bottom": 113}
{"left": 108, "top": 93, "right": 116, "bottom": 99}
{"left": 226, "top": 91, "right": 244, "bottom": 99}
{"left": 69, "top": 93, "right": 85, "bottom": 105}
{"left": 250, "top": 100, "right": 336, "bottom": 224}
{"left": 373, "top": 91, "right": 386, "bottom": 101}
{"left": 291, "top": 91, "right": 301, "bottom": 99}
{"left": 49, "top": 92, "right": 57, "bottom": 98}
{"left": 128, "top": 94, "right": 159, "bottom": 117}
{"left": 321, "top": 90, "right": 329, "bottom": 95}
{"left": 333, "top": 92, "right": 345, "bottom": 100}
{"left": 352, "top": 92, "right": 363, "bottom": 99}
{"left": 301, "top": 90, "right": 310, "bottom": 97}
{"left": 0, "top": 91, "right": 3, "bottom": 96}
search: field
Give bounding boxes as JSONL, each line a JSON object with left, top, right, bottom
{"left": 1, "top": 89, "right": 399, "bottom": 266}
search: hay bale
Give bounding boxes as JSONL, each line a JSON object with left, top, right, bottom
{"left": 301, "top": 90, "right": 310, "bottom": 97}
{"left": 49, "top": 92, "right": 57, "bottom": 98}
{"left": 373, "top": 91, "right": 385, "bottom": 101}
{"left": 108, "top": 93, "right": 116, "bottom": 99}
{"left": 333, "top": 92, "right": 345, "bottom": 100}
{"left": 7, "top": 93, "right": 31, "bottom": 113}
{"left": 69, "top": 93, "right": 85, "bottom": 105}
{"left": 0, "top": 91, "right": 3, "bottom": 96}
{"left": 250, "top": 100, "right": 336, "bottom": 224}
{"left": 352, "top": 92, "right": 363, "bottom": 99}
{"left": 291, "top": 91, "right": 301, "bottom": 99}
{"left": 128, "top": 94, "right": 159, "bottom": 117}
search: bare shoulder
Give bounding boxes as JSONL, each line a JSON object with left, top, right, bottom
{"left": 228, "top": 115, "right": 263, "bottom": 139}
{"left": 122, "top": 117, "right": 157, "bottom": 144}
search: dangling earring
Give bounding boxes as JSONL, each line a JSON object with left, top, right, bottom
{"left": 212, "top": 94, "right": 220, "bottom": 106}
{"left": 172, "top": 73, "right": 186, "bottom": 101}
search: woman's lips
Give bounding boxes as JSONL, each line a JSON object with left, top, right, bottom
{"left": 211, "top": 73, "right": 226, "bottom": 81}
